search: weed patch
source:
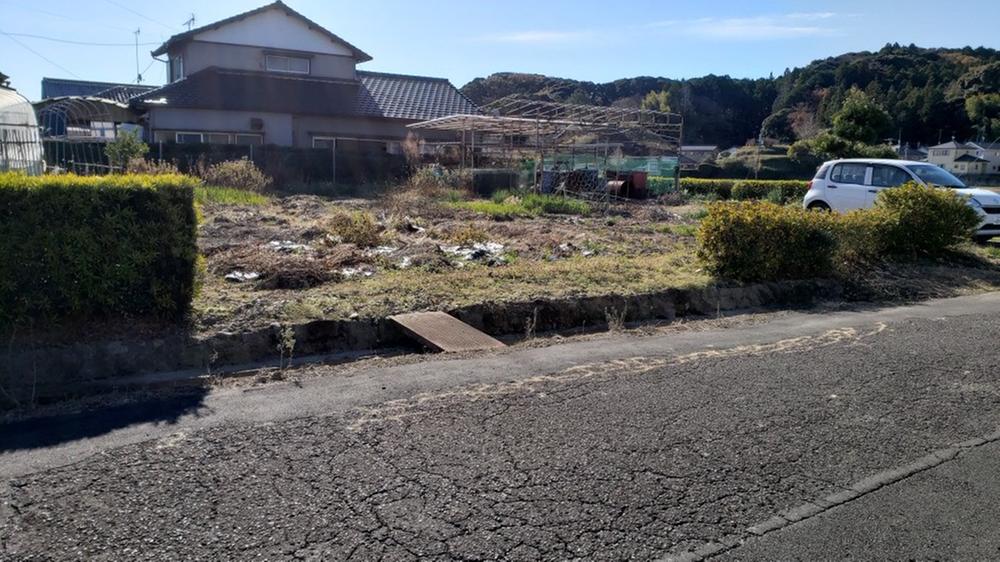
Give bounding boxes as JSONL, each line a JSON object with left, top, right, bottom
{"left": 195, "top": 186, "right": 268, "bottom": 206}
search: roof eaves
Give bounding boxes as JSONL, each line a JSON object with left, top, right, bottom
{"left": 150, "top": 1, "right": 372, "bottom": 62}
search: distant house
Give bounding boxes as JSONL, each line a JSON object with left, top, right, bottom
{"left": 892, "top": 143, "right": 927, "bottom": 162}
{"left": 972, "top": 142, "right": 1000, "bottom": 174}
{"left": 679, "top": 145, "right": 718, "bottom": 165}
{"left": 123, "top": 1, "right": 475, "bottom": 154}
{"left": 40, "top": 1, "right": 474, "bottom": 157}
{"left": 927, "top": 140, "right": 1000, "bottom": 175}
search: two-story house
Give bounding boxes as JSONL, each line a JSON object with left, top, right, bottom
{"left": 926, "top": 140, "right": 995, "bottom": 176}
{"left": 973, "top": 142, "right": 1000, "bottom": 174}
{"left": 129, "top": 1, "right": 476, "bottom": 154}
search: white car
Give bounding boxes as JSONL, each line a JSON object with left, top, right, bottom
{"left": 803, "top": 158, "right": 1000, "bottom": 243}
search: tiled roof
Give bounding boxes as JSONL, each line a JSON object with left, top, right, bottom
{"left": 357, "top": 71, "right": 477, "bottom": 121}
{"left": 955, "top": 153, "right": 989, "bottom": 163}
{"left": 132, "top": 68, "right": 358, "bottom": 115}
{"left": 132, "top": 67, "right": 478, "bottom": 122}
{"left": 151, "top": 1, "right": 371, "bottom": 62}
{"left": 41, "top": 77, "right": 156, "bottom": 102}
{"left": 930, "top": 140, "right": 974, "bottom": 150}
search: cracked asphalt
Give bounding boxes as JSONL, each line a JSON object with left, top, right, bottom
{"left": 3, "top": 294, "right": 1000, "bottom": 561}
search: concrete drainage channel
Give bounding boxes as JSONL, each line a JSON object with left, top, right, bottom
{"left": 4, "top": 280, "right": 842, "bottom": 403}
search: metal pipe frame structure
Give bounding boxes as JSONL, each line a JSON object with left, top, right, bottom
{"left": 408, "top": 95, "right": 682, "bottom": 163}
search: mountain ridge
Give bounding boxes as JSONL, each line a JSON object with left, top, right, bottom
{"left": 459, "top": 44, "right": 1000, "bottom": 147}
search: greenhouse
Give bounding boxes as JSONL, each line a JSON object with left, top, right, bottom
{"left": 409, "top": 96, "right": 683, "bottom": 203}
{"left": 0, "top": 86, "right": 44, "bottom": 175}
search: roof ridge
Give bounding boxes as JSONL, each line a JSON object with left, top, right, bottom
{"left": 357, "top": 70, "right": 453, "bottom": 83}
{"left": 150, "top": 1, "right": 372, "bottom": 62}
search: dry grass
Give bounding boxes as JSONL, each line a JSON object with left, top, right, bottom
{"left": 210, "top": 245, "right": 361, "bottom": 289}
{"left": 191, "top": 188, "right": 1000, "bottom": 336}
{"left": 326, "top": 211, "right": 383, "bottom": 247}
{"left": 195, "top": 244, "right": 707, "bottom": 332}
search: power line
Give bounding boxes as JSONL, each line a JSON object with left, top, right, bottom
{"left": 0, "top": 31, "right": 160, "bottom": 47}
{"left": 102, "top": 0, "right": 176, "bottom": 31}
{"left": 0, "top": 31, "right": 81, "bottom": 79}
{"left": 8, "top": 2, "right": 135, "bottom": 33}
{"left": 140, "top": 58, "right": 158, "bottom": 79}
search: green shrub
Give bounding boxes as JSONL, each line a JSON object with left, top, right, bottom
{"left": 198, "top": 158, "right": 272, "bottom": 192}
{"left": 697, "top": 201, "right": 838, "bottom": 281}
{"left": 731, "top": 180, "right": 810, "bottom": 202}
{"left": 764, "top": 188, "right": 785, "bottom": 204}
{"left": 681, "top": 178, "right": 734, "bottom": 199}
{"left": 647, "top": 176, "right": 677, "bottom": 195}
{"left": 681, "top": 178, "right": 810, "bottom": 202}
{"left": 0, "top": 173, "right": 199, "bottom": 324}
{"left": 327, "top": 210, "right": 382, "bottom": 247}
{"left": 105, "top": 131, "right": 149, "bottom": 170}
{"left": 697, "top": 183, "right": 980, "bottom": 282}
{"left": 874, "top": 182, "right": 981, "bottom": 258}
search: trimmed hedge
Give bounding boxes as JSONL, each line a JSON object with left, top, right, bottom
{"left": 697, "top": 183, "right": 981, "bottom": 282}
{"left": 697, "top": 201, "right": 838, "bottom": 281}
{"left": 681, "top": 178, "right": 810, "bottom": 203}
{"left": 0, "top": 173, "right": 200, "bottom": 325}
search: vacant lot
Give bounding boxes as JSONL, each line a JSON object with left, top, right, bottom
{"left": 193, "top": 190, "right": 710, "bottom": 334}
{"left": 190, "top": 183, "right": 1000, "bottom": 337}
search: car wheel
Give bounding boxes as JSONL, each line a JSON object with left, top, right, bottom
{"left": 807, "top": 201, "right": 831, "bottom": 211}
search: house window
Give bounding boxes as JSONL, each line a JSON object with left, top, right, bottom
{"left": 265, "top": 54, "right": 310, "bottom": 74}
{"left": 169, "top": 56, "right": 184, "bottom": 82}
{"left": 235, "top": 134, "right": 263, "bottom": 146}
{"left": 312, "top": 137, "right": 336, "bottom": 149}
{"left": 206, "top": 133, "right": 231, "bottom": 145}
{"left": 175, "top": 132, "right": 203, "bottom": 144}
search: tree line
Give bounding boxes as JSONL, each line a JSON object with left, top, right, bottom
{"left": 460, "top": 44, "right": 1000, "bottom": 148}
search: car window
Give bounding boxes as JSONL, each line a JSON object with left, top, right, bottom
{"left": 830, "top": 163, "right": 868, "bottom": 184}
{"left": 904, "top": 164, "right": 967, "bottom": 188}
{"left": 813, "top": 163, "right": 830, "bottom": 180}
{"left": 871, "top": 165, "right": 911, "bottom": 188}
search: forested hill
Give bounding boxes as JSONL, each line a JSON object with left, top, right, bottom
{"left": 459, "top": 44, "right": 1000, "bottom": 147}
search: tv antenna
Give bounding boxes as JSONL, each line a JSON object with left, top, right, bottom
{"left": 184, "top": 14, "right": 196, "bottom": 30}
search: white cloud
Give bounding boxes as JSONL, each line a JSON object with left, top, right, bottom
{"left": 480, "top": 30, "right": 592, "bottom": 44}
{"left": 648, "top": 12, "right": 844, "bottom": 40}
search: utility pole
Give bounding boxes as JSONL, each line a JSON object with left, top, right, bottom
{"left": 134, "top": 28, "right": 142, "bottom": 84}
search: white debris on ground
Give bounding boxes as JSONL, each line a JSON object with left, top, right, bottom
{"left": 365, "top": 246, "right": 398, "bottom": 257}
{"left": 267, "top": 240, "right": 312, "bottom": 253}
{"left": 224, "top": 271, "right": 261, "bottom": 283}
{"left": 440, "top": 242, "right": 506, "bottom": 263}
{"left": 340, "top": 266, "right": 376, "bottom": 278}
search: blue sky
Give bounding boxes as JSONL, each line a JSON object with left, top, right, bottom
{"left": 3, "top": 0, "right": 1000, "bottom": 100}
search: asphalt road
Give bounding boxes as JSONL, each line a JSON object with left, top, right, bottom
{"left": 719, "top": 441, "right": 1000, "bottom": 561}
{"left": 2, "top": 293, "right": 1000, "bottom": 561}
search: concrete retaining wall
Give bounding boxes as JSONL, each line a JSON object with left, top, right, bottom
{"left": 2, "top": 280, "right": 841, "bottom": 402}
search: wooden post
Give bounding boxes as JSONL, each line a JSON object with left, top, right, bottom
{"left": 331, "top": 138, "right": 337, "bottom": 184}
